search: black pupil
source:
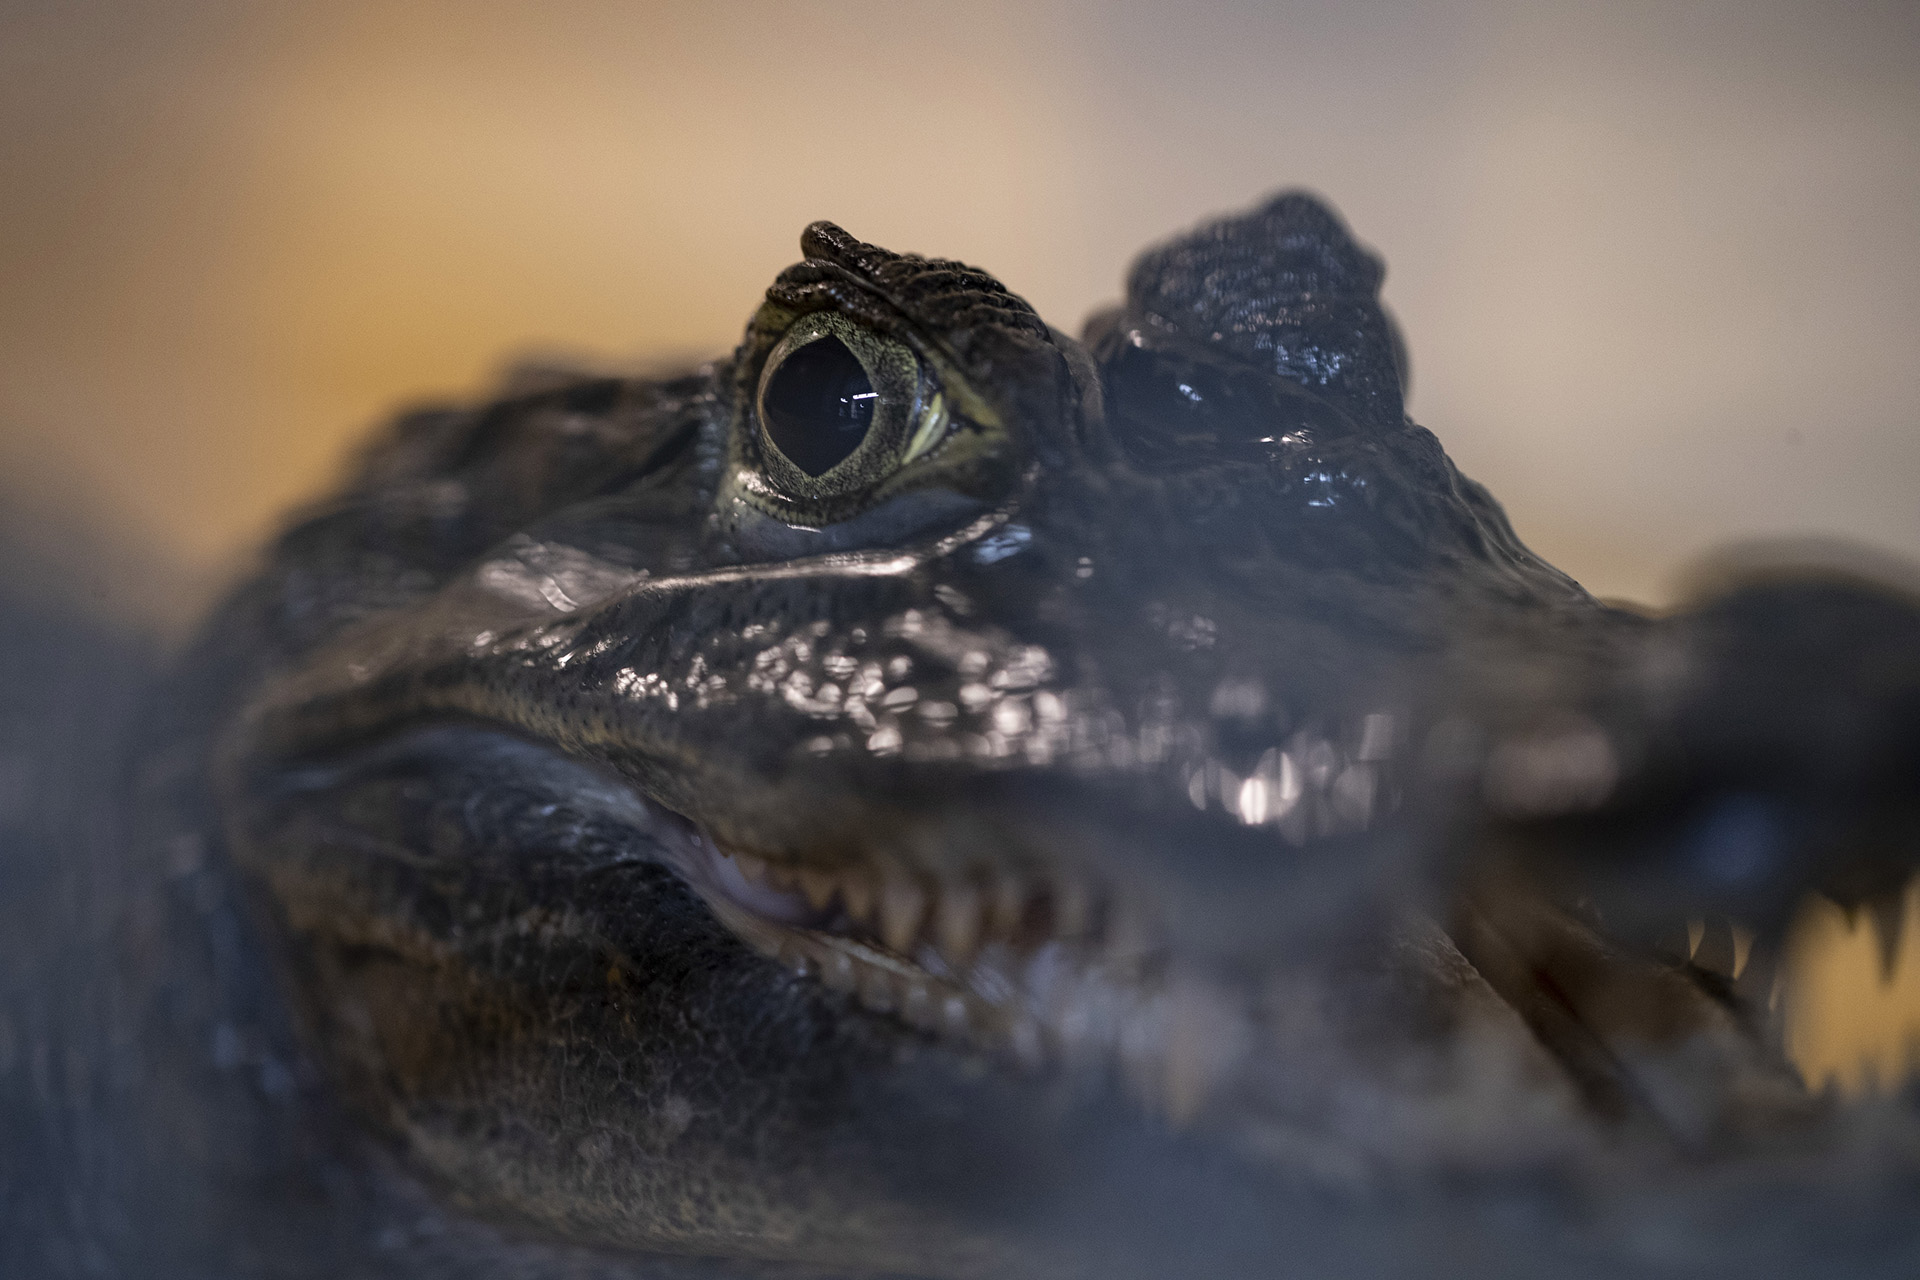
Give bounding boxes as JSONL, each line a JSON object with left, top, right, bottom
{"left": 761, "top": 336, "right": 878, "bottom": 476}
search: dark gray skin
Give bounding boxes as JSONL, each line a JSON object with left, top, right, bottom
{"left": 7, "top": 193, "right": 1920, "bottom": 1278}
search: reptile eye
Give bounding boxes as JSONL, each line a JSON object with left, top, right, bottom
{"left": 760, "top": 336, "right": 877, "bottom": 476}
{"left": 747, "top": 312, "right": 954, "bottom": 513}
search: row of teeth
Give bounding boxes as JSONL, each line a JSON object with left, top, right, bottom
{"left": 702, "top": 849, "right": 1242, "bottom": 1123}
{"left": 721, "top": 849, "right": 1148, "bottom": 972}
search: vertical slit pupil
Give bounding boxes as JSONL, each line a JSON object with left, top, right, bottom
{"left": 761, "top": 336, "right": 879, "bottom": 477}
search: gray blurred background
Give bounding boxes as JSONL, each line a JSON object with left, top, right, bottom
{"left": 4, "top": 0, "right": 1917, "bottom": 621}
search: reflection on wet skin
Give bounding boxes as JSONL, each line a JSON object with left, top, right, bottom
{"left": 10, "top": 191, "right": 1920, "bottom": 1277}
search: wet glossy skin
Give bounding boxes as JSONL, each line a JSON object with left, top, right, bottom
{"left": 10, "top": 193, "right": 1920, "bottom": 1278}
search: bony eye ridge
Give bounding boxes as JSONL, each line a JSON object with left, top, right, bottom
{"left": 753, "top": 312, "right": 950, "bottom": 503}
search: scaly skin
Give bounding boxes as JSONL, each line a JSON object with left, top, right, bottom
{"left": 6, "top": 193, "right": 1920, "bottom": 1278}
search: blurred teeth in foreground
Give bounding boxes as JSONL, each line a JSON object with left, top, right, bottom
{"left": 698, "top": 840, "right": 1245, "bottom": 1127}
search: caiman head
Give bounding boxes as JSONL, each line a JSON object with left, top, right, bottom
{"left": 199, "top": 193, "right": 1920, "bottom": 1277}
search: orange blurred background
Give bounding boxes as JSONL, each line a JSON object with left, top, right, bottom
{"left": 4, "top": 0, "right": 1918, "bottom": 1087}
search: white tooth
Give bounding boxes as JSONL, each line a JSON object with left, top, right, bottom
{"left": 1730, "top": 920, "right": 1756, "bottom": 982}
{"left": 841, "top": 875, "right": 875, "bottom": 925}
{"left": 879, "top": 875, "right": 928, "bottom": 953}
{"left": 1053, "top": 878, "right": 1093, "bottom": 940}
{"left": 937, "top": 882, "right": 983, "bottom": 966}
{"left": 799, "top": 870, "right": 837, "bottom": 911}
{"left": 734, "top": 854, "right": 769, "bottom": 884}
{"left": 821, "top": 948, "right": 857, "bottom": 993}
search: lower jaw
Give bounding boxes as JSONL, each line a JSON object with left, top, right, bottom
{"left": 673, "top": 830, "right": 1254, "bottom": 1124}
{"left": 673, "top": 827, "right": 1808, "bottom": 1167}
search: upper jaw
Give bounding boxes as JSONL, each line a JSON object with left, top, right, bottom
{"left": 226, "top": 479, "right": 1446, "bottom": 964}
{"left": 224, "top": 571, "right": 1446, "bottom": 1142}
{"left": 218, "top": 469, "right": 1492, "bottom": 1129}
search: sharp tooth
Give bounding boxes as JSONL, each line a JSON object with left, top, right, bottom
{"left": 1734, "top": 933, "right": 1779, "bottom": 1013}
{"left": 1729, "top": 920, "right": 1756, "bottom": 983}
{"left": 841, "top": 874, "right": 875, "bottom": 925}
{"left": 734, "top": 854, "right": 768, "bottom": 884}
{"left": 937, "top": 882, "right": 983, "bottom": 967}
{"left": 879, "top": 874, "right": 928, "bottom": 954}
{"left": 799, "top": 870, "right": 837, "bottom": 911}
